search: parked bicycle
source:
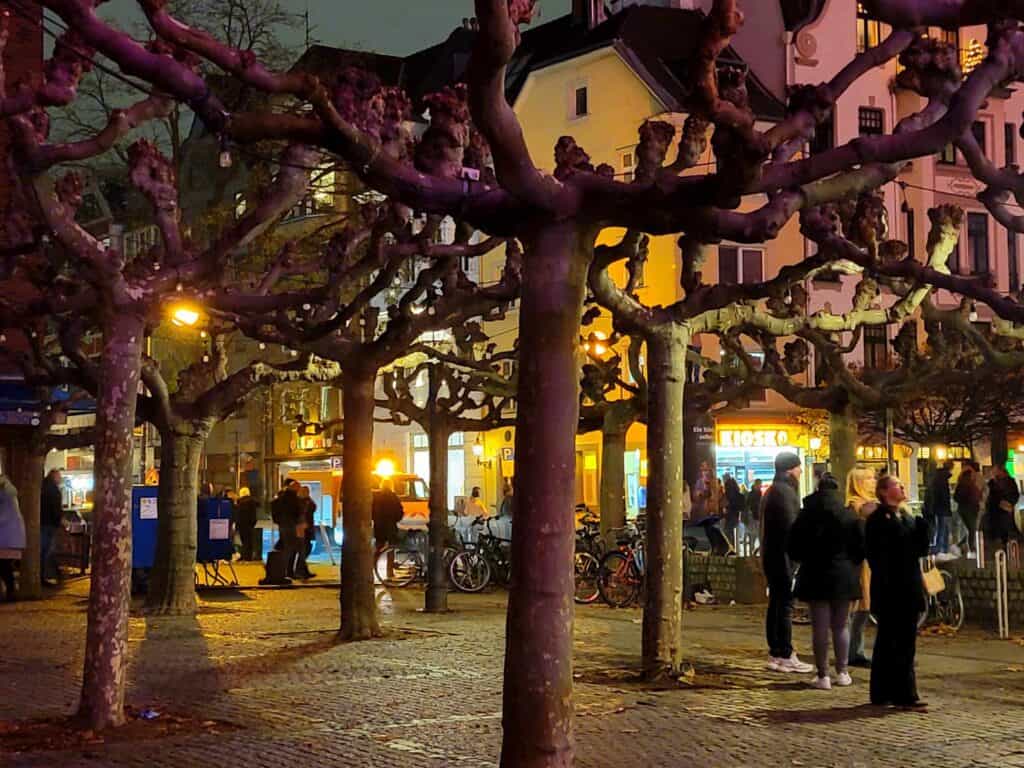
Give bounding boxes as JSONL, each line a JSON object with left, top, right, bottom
{"left": 597, "top": 522, "right": 645, "bottom": 607}
{"left": 574, "top": 511, "right": 606, "bottom": 604}
{"left": 449, "top": 517, "right": 512, "bottom": 592}
{"left": 374, "top": 531, "right": 457, "bottom": 588}
{"left": 867, "top": 558, "right": 964, "bottom": 631}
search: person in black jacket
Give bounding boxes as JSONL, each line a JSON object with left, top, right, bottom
{"left": 40, "top": 469, "right": 63, "bottom": 585}
{"left": 865, "top": 475, "right": 930, "bottom": 710}
{"left": 984, "top": 464, "right": 1021, "bottom": 552}
{"left": 722, "top": 474, "right": 744, "bottom": 549}
{"left": 234, "top": 487, "right": 260, "bottom": 561}
{"left": 927, "top": 462, "right": 953, "bottom": 554}
{"left": 788, "top": 472, "right": 865, "bottom": 690}
{"left": 761, "top": 452, "right": 814, "bottom": 674}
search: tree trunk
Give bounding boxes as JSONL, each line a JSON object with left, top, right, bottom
{"left": 992, "top": 416, "right": 1009, "bottom": 468}
{"left": 829, "top": 400, "right": 858, "bottom": 487}
{"left": 501, "top": 222, "right": 586, "bottom": 768}
{"left": 339, "top": 367, "right": 381, "bottom": 640}
{"left": 598, "top": 404, "right": 631, "bottom": 542}
{"left": 78, "top": 313, "right": 145, "bottom": 730}
{"left": 11, "top": 450, "right": 45, "bottom": 600}
{"left": 425, "top": 417, "right": 451, "bottom": 613}
{"left": 146, "top": 427, "right": 206, "bottom": 616}
{"left": 641, "top": 326, "right": 688, "bottom": 681}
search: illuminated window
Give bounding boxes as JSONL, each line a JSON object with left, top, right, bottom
{"left": 621, "top": 150, "right": 634, "bottom": 183}
{"left": 311, "top": 164, "right": 336, "bottom": 210}
{"left": 961, "top": 38, "right": 985, "bottom": 74}
{"left": 856, "top": 4, "right": 882, "bottom": 54}
{"left": 938, "top": 143, "right": 957, "bottom": 164}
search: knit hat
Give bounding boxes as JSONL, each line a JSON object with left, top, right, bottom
{"left": 774, "top": 452, "right": 801, "bottom": 473}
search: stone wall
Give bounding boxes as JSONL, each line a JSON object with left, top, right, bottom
{"left": 946, "top": 560, "right": 1024, "bottom": 629}
{"left": 684, "top": 554, "right": 766, "bottom": 605}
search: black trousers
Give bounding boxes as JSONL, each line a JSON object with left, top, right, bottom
{"left": 0, "top": 558, "right": 16, "bottom": 600}
{"left": 766, "top": 572, "right": 794, "bottom": 659}
{"left": 870, "top": 609, "right": 920, "bottom": 705}
{"left": 237, "top": 523, "right": 257, "bottom": 561}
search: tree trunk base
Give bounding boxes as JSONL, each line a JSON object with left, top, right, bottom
{"left": 143, "top": 595, "right": 197, "bottom": 617}
{"left": 642, "top": 661, "right": 684, "bottom": 684}
{"left": 424, "top": 586, "right": 449, "bottom": 613}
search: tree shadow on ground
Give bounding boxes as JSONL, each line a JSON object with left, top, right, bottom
{"left": 756, "top": 703, "right": 898, "bottom": 725}
{"left": 196, "top": 589, "right": 254, "bottom": 604}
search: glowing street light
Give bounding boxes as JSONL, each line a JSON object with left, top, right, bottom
{"left": 374, "top": 458, "right": 396, "bottom": 478}
{"left": 170, "top": 304, "right": 201, "bottom": 327}
{"left": 585, "top": 330, "right": 609, "bottom": 358}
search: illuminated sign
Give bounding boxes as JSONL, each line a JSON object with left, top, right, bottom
{"left": 717, "top": 429, "right": 790, "bottom": 449}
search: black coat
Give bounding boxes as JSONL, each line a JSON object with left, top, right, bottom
{"left": 985, "top": 475, "right": 1021, "bottom": 538}
{"left": 40, "top": 479, "right": 63, "bottom": 528}
{"left": 761, "top": 473, "right": 800, "bottom": 582}
{"left": 926, "top": 469, "right": 952, "bottom": 518}
{"left": 788, "top": 488, "right": 864, "bottom": 602}
{"left": 235, "top": 497, "right": 259, "bottom": 529}
{"left": 865, "top": 504, "right": 930, "bottom": 615}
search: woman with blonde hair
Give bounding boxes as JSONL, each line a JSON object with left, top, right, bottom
{"left": 846, "top": 467, "right": 878, "bottom": 667}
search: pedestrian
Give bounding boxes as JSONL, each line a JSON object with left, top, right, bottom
{"left": 294, "top": 486, "right": 316, "bottom": 579}
{"left": 788, "top": 472, "right": 865, "bottom": 690}
{"left": 845, "top": 467, "right": 878, "bottom": 668}
{"left": 927, "top": 461, "right": 953, "bottom": 554}
{"left": 761, "top": 452, "right": 814, "bottom": 674}
{"left": 744, "top": 478, "right": 764, "bottom": 553}
{"left": 464, "top": 486, "right": 490, "bottom": 519}
{"left": 983, "top": 463, "right": 1020, "bottom": 552}
{"left": 0, "top": 473, "right": 24, "bottom": 602}
{"left": 270, "top": 479, "right": 302, "bottom": 578}
{"left": 372, "top": 480, "right": 404, "bottom": 551}
{"left": 40, "top": 469, "right": 63, "bottom": 586}
{"left": 722, "top": 474, "right": 744, "bottom": 549}
{"left": 865, "top": 475, "right": 930, "bottom": 710}
{"left": 234, "top": 486, "right": 259, "bottom": 561}
{"left": 953, "top": 461, "right": 982, "bottom": 556}
{"left": 499, "top": 481, "right": 514, "bottom": 519}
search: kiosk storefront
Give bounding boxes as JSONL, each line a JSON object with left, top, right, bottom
{"left": 715, "top": 424, "right": 811, "bottom": 493}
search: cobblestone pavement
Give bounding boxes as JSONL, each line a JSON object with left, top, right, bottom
{"left": 1, "top": 576, "right": 1023, "bottom": 768}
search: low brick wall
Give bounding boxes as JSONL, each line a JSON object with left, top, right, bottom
{"left": 945, "top": 560, "right": 1024, "bottom": 629}
{"left": 684, "top": 555, "right": 766, "bottom": 605}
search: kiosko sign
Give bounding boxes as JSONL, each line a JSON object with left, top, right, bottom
{"left": 717, "top": 429, "right": 790, "bottom": 448}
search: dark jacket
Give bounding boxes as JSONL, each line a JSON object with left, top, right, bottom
{"left": 235, "top": 496, "right": 259, "bottom": 529}
{"left": 271, "top": 489, "right": 301, "bottom": 529}
{"left": 761, "top": 472, "right": 800, "bottom": 582}
{"left": 927, "top": 468, "right": 952, "bottom": 518}
{"left": 985, "top": 474, "right": 1021, "bottom": 537}
{"left": 865, "top": 504, "right": 930, "bottom": 615}
{"left": 746, "top": 486, "right": 763, "bottom": 521}
{"left": 953, "top": 471, "right": 982, "bottom": 513}
{"left": 372, "top": 488, "right": 404, "bottom": 546}
{"left": 41, "top": 477, "right": 63, "bottom": 529}
{"left": 788, "top": 486, "right": 864, "bottom": 602}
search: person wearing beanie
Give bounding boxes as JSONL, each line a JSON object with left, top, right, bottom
{"left": 761, "top": 451, "right": 814, "bottom": 673}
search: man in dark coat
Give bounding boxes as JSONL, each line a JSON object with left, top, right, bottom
{"left": 927, "top": 462, "right": 953, "bottom": 553}
{"left": 761, "top": 452, "right": 813, "bottom": 674}
{"left": 865, "top": 475, "right": 930, "bottom": 709}
{"left": 40, "top": 469, "right": 63, "bottom": 585}
{"left": 234, "top": 487, "right": 260, "bottom": 561}
{"left": 372, "top": 482, "right": 405, "bottom": 550}
{"left": 985, "top": 464, "right": 1021, "bottom": 551}
{"left": 270, "top": 479, "right": 302, "bottom": 578}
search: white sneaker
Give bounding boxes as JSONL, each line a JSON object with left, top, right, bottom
{"left": 811, "top": 675, "right": 832, "bottom": 690}
{"left": 834, "top": 671, "right": 853, "bottom": 687}
{"left": 766, "top": 656, "right": 783, "bottom": 671}
{"left": 776, "top": 653, "right": 815, "bottom": 674}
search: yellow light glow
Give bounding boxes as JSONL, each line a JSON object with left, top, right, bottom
{"left": 472, "top": 439, "right": 485, "bottom": 458}
{"left": 809, "top": 436, "right": 822, "bottom": 452}
{"left": 592, "top": 343, "right": 608, "bottom": 356}
{"left": 583, "top": 454, "right": 597, "bottom": 471}
{"left": 936, "top": 447, "right": 948, "bottom": 460}
{"left": 374, "top": 459, "right": 396, "bottom": 478}
{"left": 640, "top": 459, "right": 649, "bottom": 478}
{"left": 170, "top": 305, "right": 200, "bottom": 327}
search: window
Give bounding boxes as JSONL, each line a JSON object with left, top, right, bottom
{"left": 809, "top": 113, "right": 834, "bottom": 155}
{"left": 858, "top": 107, "right": 884, "bottom": 136}
{"left": 971, "top": 121, "right": 987, "bottom": 158}
{"left": 904, "top": 205, "right": 916, "bottom": 260}
{"left": 939, "top": 28, "right": 960, "bottom": 53}
{"left": 1006, "top": 123, "right": 1017, "bottom": 165}
{"left": 856, "top": 4, "right": 882, "bottom": 54}
{"left": 938, "top": 143, "right": 957, "bottom": 164}
{"left": 718, "top": 246, "right": 763, "bottom": 284}
{"left": 1010, "top": 231, "right": 1019, "bottom": 294}
{"left": 749, "top": 351, "right": 766, "bottom": 402}
{"left": 574, "top": 86, "right": 588, "bottom": 117}
{"left": 950, "top": 238, "right": 961, "bottom": 274}
{"left": 967, "top": 212, "right": 989, "bottom": 275}
{"left": 864, "top": 325, "right": 891, "bottom": 370}
{"left": 621, "top": 150, "right": 634, "bottom": 183}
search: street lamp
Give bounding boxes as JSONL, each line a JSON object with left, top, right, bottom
{"left": 170, "top": 303, "right": 201, "bottom": 327}
{"left": 809, "top": 436, "right": 823, "bottom": 453}
{"left": 584, "top": 330, "right": 609, "bottom": 358}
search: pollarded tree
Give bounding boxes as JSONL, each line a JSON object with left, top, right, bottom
{"left": 377, "top": 329, "right": 516, "bottom": 612}
{"left": 34, "top": 1, "right": 1024, "bottom": 762}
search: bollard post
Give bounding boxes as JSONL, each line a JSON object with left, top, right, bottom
{"left": 1009, "top": 540, "right": 1021, "bottom": 571}
{"left": 976, "top": 531, "right": 986, "bottom": 569}
{"left": 995, "top": 550, "right": 1009, "bottom": 639}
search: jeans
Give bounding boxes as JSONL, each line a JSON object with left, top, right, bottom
{"left": 809, "top": 600, "right": 851, "bottom": 677}
{"left": 934, "top": 515, "right": 950, "bottom": 554}
{"left": 40, "top": 525, "right": 58, "bottom": 581}
{"left": 849, "top": 610, "right": 871, "bottom": 662}
{"left": 766, "top": 573, "right": 794, "bottom": 659}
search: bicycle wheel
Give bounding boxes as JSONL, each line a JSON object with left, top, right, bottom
{"left": 933, "top": 569, "right": 965, "bottom": 630}
{"left": 574, "top": 552, "right": 601, "bottom": 604}
{"left": 597, "top": 551, "right": 640, "bottom": 607}
{"left": 374, "top": 547, "right": 421, "bottom": 588}
{"left": 449, "top": 550, "right": 491, "bottom": 593}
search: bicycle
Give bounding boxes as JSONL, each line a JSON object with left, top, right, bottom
{"left": 597, "top": 523, "right": 645, "bottom": 607}
{"left": 866, "top": 559, "right": 964, "bottom": 632}
{"left": 574, "top": 513, "right": 605, "bottom": 605}
{"left": 374, "top": 530, "right": 457, "bottom": 588}
{"left": 449, "top": 517, "right": 512, "bottom": 593}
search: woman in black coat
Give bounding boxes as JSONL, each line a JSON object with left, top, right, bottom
{"left": 865, "top": 475, "right": 930, "bottom": 710}
{"left": 788, "top": 472, "right": 864, "bottom": 689}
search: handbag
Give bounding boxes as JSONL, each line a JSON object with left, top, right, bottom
{"left": 921, "top": 558, "right": 945, "bottom": 596}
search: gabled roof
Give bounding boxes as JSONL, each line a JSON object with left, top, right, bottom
{"left": 290, "top": 45, "right": 406, "bottom": 87}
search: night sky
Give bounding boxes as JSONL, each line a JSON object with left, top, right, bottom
{"left": 99, "top": 0, "right": 574, "bottom": 56}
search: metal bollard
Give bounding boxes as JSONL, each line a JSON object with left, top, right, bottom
{"left": 976, "top": 530, "right": 986, "bottom": 569}
{"left": 1010, "top": 540, "right": 1021, "bottom": 571}
{"left": 996, "top": 550, "right": 1009, "bottom": 639}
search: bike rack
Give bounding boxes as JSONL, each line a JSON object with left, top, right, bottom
{"left": 976, "top": 531, "right": 986, "bottom": 569}
{"left": 1009, "top": 540, "right": 1021, "bottom": 571}
{"left": 995, "top": 550, "right": 1009, "bottom": 639}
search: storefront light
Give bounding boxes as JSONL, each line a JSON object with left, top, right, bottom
{"left": 809, "top": 436, "right": 822, "bottom": 452}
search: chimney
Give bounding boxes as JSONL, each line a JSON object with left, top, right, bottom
{"left": 572, "top": 0, "right": 607, "bottom": 29}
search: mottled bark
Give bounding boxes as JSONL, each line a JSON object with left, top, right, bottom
{"left": 339, "top": 368, "right": 381, "bottom": 640}
{"left": 642, "top": 326, "right": 688, "bottom": 681}
{"left": 992, "top": 417, "right": 1009, "bottom": 468}
{"left": 78, "top": 313, "right": 145, "bottom": 730}
{"left": 598, "top": 409, "right": 630, "bottom": 541}
{"left": 830, "top": 400, "right": 858, "bottom": 488}
{"left": 10, "top": 451, "right": 45, "bottom": 600}
{"left": 424, "top": 417, "right": 451, "bottom": 613}
{"left": 501, "top": 223, "right": 586, "bottom": 768}
{"left": 146, "top": 427, "right": 207, "bottom": 616}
